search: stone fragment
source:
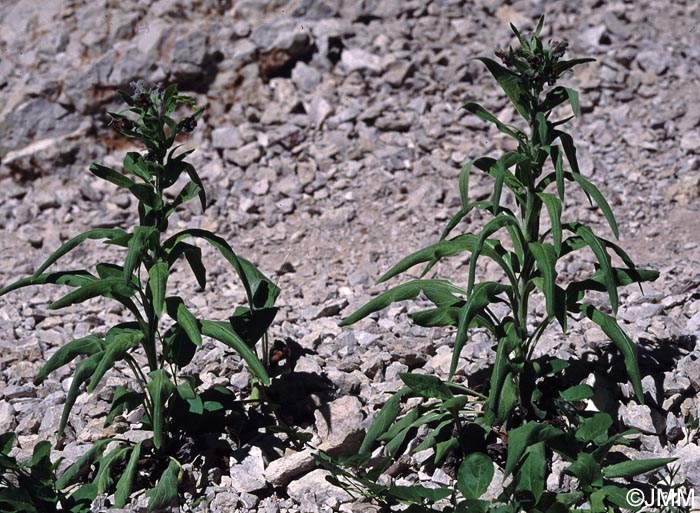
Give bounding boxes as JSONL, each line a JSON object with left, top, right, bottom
{"left": 341, "top": 48, "right": 384, "bottom": 74}
{"left": 287, "top": 469, "right": 353, "bottom": 511}
{"left": 264, "top": 448, "right": 316, "bottom": 487}
{"left": 314, "top": 396, "right": 364, "bottom": 455}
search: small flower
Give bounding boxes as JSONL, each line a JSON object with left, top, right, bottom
{"left": 114, "top": 118, "right": 132, "bottom": 131}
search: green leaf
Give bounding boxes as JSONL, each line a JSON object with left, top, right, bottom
{"left": 529, "top": 242, "right": 565, "bottom": 331}
{"left": 340, "top": 279, "right": 466, "bottom": 326}
{"left": 453, "top": 282, "right": 510, "bottom": 378}
{"left": 124, "top": 226, "right": 157, "bottom": 285}
{"left": 387, "top": 485, "right": 452, "bottom": 503}
{"left": 559, "top": 384, "right": 594, "bottom": 402}
{"left": 570, "top": 172, "right": 619, "bottom": 239}
{"left": 34, "top": 335, "right": 104, "bottom": 384}
{"left": 463, "top": 102, "right": 524, "bottom": 141}
{"left": 537, "top": 193, "right": 563, "bottom": 255}
{"left": 59, "top": 352, "right": 104, "bottom": 436}
{"left": 468, "top": 214, "right": 525, "bottom": 294}
{"left": 95, "top": 446, "right": 129, "bottom": 494}
{"left": 163, "top": 325, "right": 197, "bottom": 367}
{"left": 514, "top": 441, "right": 546, "bottom": 503}
{"left": 89, "top": 162, "right": 137, "bottom": 189}
{"left": 165, "top": 298, "right": 201, "bottom": 347}
{"left": 123, "top": 152, "right": 152, "bottom": 182}
{"left": 474, "top": 57, "right": 530, "bottom": 120}
{"left": 163, "top": 229, "right": 258, "bottom": 307}
{"left": 114, "top": 442, "right": 142, "bottom": 508}
{"left": 571, "top": 224, "right": 618, "bottom": 313}
{"left": 505, "top": 422, "right": 562, "bottom": 477}
{"left": 575, "top": 412, "right": 613, "bottom": 444}
{"left": 183, "top": 163, "right": 207, "bottom": 213}
{"left": 30, "top": 229, "right": 129, "bottom": 276}
{"left": 536, "top": 112, "right": 549, "bottom": 146}
{"left": 457, "top": 452, "right": 494, "bottom": 500}
{"left": 553, "top": 57, "right": 596, "bottom": 76}
{"left": 146, "top": 370, "right": 176, "bottom": 450}
{"left": 199, "top": 320, "right": 269, "bottom": 385}
{"left": 566, "top": 452, "right": 603, "bottom": 488}
{"left": 148, "top": 261, "right": 168, "bottom": 317}
{"left": 0, "top": 270, "right": 97, "bottom": 297}
{"left": 580, "top": 303, "right": 644, "bottom": 404}
{"left": 435, "top": 437, "right": 460, "bottom": 464}
{"left": 49, "top": 277, "right": 136, "bottom": 310}
{"left": 105, "top": 386, "right": 144, "bottom": 427}
{"left": 603, "top": 457, "right": 676, "bottom": 479}
{"left": 228, "top": 306, "right": 278, "bottom": 348}
{"left": 360, "top": 388, "right": 409, "bottom": 453}
{"left": 146, "top": 459, "right": 180, "bottom": 512}
{"left": 88, "top": 332, "right": 142, "bottom": 393}
{"left": 400, "top": 373, "right": 453, "bottom": 400}
{"left": 565, "top": 87, "right": 580, "bottom": 117}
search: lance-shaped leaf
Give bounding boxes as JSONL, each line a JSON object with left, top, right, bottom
{"left": 340, "top": 280, "right": 467, "bottom": 326}
{"left": 165, "top": 296, "right": 202, "bottom": 347}
{"left": 468, "top": 214, "right": 526, "bottom": 295}
{"left": 34, "top": 335, "right": 104, "bottom": 384}
{"left": 474, "top": 57, "right": 530, "bottom": 120}
{"left": 0, "top": 270, "right": 95, "bottom": 297}
{"left": 529, "top": 242, "right": 566, "bottom": 330}
{"left": 580, "top": 303, "right": 644, "bottom": 404}
{"left": 59, "top": 352, "right": 103, "bottom": 436}
{"left": 30, "top": 229, "right": 129, "bottom": 276}
{"left": 504, "top": 422, "right": 563, "bottom": 477}
{"left": 88, "top": 332, "right": 143, "bottom": 393}
{"left": 146, "top": 370, "right": 176, "bottom": 450}
{"left": 146, "top": 458, "right": 180, "bottom": 512}
{"left": 124, "top": 226, "right": 158, "bottom": 285}
{"left": 56, "top": 439, "right": 111, "bottom": 489}
{"left": 147, "top": 261, "right": 168, "bottom": 317}
{"left": 537, "top": 192, "right": 563, "bottom": 254}
{"left": 463, "top": 102, "right": 524, "bottom": 142}
{"left": 123, "top": 152, "right": 152, "bottom": 182}
{"left": 114, "top": 442, "right": 142, "bottom": 508}
{"left": 400, "top": 373, "right": 453, "bottom": 400}
{"left": 163, "top": 229, "right": 255, "bottom": 306}
{"left": 360, "top": 388, "right": 410, "bottom": 453}
{"left": 514, "top": 442, "right": 547, "bottom": 503}
{"left": 199, "top": 320, "right": 269, "bottom": 385}
{"left": 570, "top": 224, "right": 618, "bottom": 313}
{"left": 379, "top": 234, "right": 516, "bottom": 291}
{"left": 95, "top": 446, "right": 130, "bottom": 494}
{"left": 48, "top": 277, "right": 136, "bottom": 310}
{"left": 570, "top": 171, "right": 619, "bottom": 239}
{"left": 602, "top": 457, "right": 676, "bottom": 479}
{"left": 452, "top": 282, "right": 511, "bottom": 378}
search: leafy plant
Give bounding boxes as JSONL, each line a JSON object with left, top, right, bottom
{"left": 0, "top": 432, "right": 95, "bottom": 513}
{"left": 0, "top": 82, "right": 280, "bottom": 509}
{"left": 332, "top": 16, "right": 667, "bottom": 512}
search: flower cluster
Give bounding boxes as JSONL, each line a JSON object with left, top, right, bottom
{"left": 495, "top": 37, "right": 569, "bottom": 90}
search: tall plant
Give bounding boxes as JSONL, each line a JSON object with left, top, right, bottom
{"left": 0, "top": 82, "right": 279, "bottom": 509}
{"left": 341, "top": 15, "right": 655, "bottom": 426}
{"left": 330, "top": 16, "right": 671, "bottom": 512}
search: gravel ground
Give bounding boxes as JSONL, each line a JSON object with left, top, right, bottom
{"left": 1, "top": 0, "right": 699, "bottom": 511}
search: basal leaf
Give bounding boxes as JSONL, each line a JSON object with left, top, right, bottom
{"left": 146, "top": 459, "right": 180, "bottom": 512}
{"left": 360, "top": 388, "right": 409, "bottom": 453}
{"left": 602, "top": 457, "right": 676, "bottom": 479}
{"left": 400, "top": 373, "right": 453, "bottom": 400}
{"left": 505, "top": 422, "right": 562, "bottom": 477}
{"left": 457, "top": 452, "right": 494, "bottom": 500}
{"left": 114, "top": 442, "right": 142, "bottom": 508}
